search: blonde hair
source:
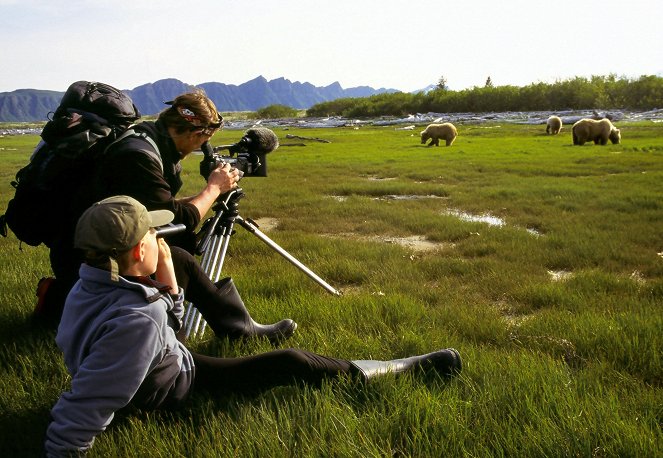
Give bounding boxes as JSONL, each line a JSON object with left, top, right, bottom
{"left": 158, "top": 90, "right": 221, "bottom": 134}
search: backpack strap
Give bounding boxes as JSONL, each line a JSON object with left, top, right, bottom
{"left": 105, "top": 128, "right": 163, "bottom": 173}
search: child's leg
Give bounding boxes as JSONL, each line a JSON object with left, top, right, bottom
{"left": 191, "top": 348, "right": 357, "bottom": 394}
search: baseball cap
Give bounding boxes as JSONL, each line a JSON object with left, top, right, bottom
{"left": 75, "top": 196, "right": 173, "bottom": 279}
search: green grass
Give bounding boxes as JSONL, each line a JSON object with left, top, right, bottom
{"left": 1, "top": 122, "right": 662, "bottom": 457}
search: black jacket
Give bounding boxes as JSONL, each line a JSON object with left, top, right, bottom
{"left": 93, "top": 120, "right": 201, "bottom": 231}
{"left": 52, "top": 120, "right": 201, "bottom": 284}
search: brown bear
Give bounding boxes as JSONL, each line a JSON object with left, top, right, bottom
{"left": 546, "top": 115, "right": 562, "bottom": 134}
{"left": 420, "top": 123, "right": 458, "bottom": 147}
{"left": 572, "top": 118, "right": 621, "bottom": 145}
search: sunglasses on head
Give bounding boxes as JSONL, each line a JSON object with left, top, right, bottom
{"left": 190, "top": 126, "right": 219, "bottom": 137}
{"left": 164, "top": 101, "right": 223, "bottom": 133}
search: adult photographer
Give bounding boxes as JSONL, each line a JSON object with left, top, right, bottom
{"left": 39, "top": 90, "right": 296, "bottom": 342}
{"left": 44, "top": 195, "right": 462, "bottom": 457}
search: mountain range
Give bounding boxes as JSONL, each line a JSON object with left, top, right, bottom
{"left": 0, "top": 76, "right": 398, "bottom": 122}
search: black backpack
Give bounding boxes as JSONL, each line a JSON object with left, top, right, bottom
{"left": 0, "top": 81, "right": 142, "bottom": 247}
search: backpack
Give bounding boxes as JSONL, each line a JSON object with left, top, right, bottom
{"left": 0, "top": 81, "right": 144, "bottom": 247}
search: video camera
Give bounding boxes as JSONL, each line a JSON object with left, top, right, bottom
{"left": 199, "top": 127, "right": 279, "bottom": 180}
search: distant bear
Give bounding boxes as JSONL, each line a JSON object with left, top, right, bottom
{"left": 572, "top": 118, "right": 621, "bottom": 145}
{"left": 546, "top": 115, "right": 562, "bottom": 134}
{"left": 420, "top": 123, "right": 457, "bottom": 147}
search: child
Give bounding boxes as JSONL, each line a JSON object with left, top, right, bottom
{"left": 45, "top": 195, "right": 461, "bottom": 456}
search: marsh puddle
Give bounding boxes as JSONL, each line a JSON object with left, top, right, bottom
{"left": 444, "top": 209, "right": 543, "bottom": 237}
{"left": 328, "top": 194, "right": 446, "bottom": 202}
{"left": 374, "top": 194, "right": 447, "bottom": 201}
{"left": 365, "top": 176, "right": 397, "bottom": 181}
{"left": 445, "top": 209, "right": 505, "bottom": 226}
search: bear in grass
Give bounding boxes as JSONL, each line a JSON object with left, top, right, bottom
{"left": 546, "top": 115, "right": 562, "bottom": 134}
{"left": 572, "top": 118, "right": 621, "bottom": 145}
{"left": 420, "top": 123, "right": 458, "bottom": 147}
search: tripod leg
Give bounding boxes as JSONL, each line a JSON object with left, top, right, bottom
{"left": 237, "top": 216, "right": 341, "bottom": 296}
{"left": 185, "top": 235, "right": 215, "bottom": 338}
{"left": 185, "top": 232, "right": 224, "bottom": 339}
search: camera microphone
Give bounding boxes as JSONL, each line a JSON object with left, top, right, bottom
{"left": 200, "top": 127, "right": 278, "bottom": 179}
{"left": 215, "top": 127, "right": 279, "bottom": 155}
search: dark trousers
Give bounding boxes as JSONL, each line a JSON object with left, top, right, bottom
{"left": 191, "top": 348, "right": 358, "bottom": 394}
{"left": 170, "top": 246, "right": 222, "bottom": 310}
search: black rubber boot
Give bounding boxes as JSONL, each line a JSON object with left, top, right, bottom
{"left": 350, "top": 348, "right": 462, "bottom": 381}
{"left": 205, "top": 277, "right": 297, "bottom": 343}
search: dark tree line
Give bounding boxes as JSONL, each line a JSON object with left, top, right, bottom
{"left": 306, "top": 75, "right": 663, "bottom": 117}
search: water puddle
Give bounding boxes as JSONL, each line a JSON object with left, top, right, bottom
{"left": 374, "top": 194, "right": 446, "bottom": 201}
{"left": 445, "top": 209, "right": 506, "bottom": 226}
{"left": 444, "top": 209, "right": 544, "bottom": 237}
{"left": 366, "top": 176, "right": 397, "bottom": 181}
{"left": 328, "top": 194, "right": 446, "bottom": 201}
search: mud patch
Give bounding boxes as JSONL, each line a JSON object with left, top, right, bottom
{"left": 630, "top": 270, "right": 646, "bottom": 285}
{"left": 502, "top": 314, "right": 534, "bottom": 327}
{"left": 324, "top": 232, "right": 454, "bottom": 252}
{"left": 380, "top": 235, "right": 453, "bottom": 251}
{"left": 526, "top": 228, "right": 543, "bottom": 237}
{"left": 509, "top": 333, "right": 583, "bottom": 368}
{"left": 250, "top": 217, "right": 279, "bottom": 232}
{"left": 548, "top": 270, "right": 573, "bottom": 282}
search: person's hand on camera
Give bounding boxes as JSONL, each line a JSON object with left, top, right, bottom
{"left": 186, "top": 162, "right": 241, "bottom": 220}
{"left": 155, "top": 238, "right": 178, "bottom": 294}
{"left": 208, "top": 162, "right": 240, "bottom": 195}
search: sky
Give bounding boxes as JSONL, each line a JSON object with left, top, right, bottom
{"left": 1, "top": 0, "right": 662, "bottom": 94}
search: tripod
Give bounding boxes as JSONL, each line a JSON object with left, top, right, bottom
{"left": 183, "top": 188, "right": 341, "bottom": 339}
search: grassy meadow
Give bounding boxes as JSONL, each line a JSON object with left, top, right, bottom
{"left": 0, "top": 121, "right": 661, "bottom": 457}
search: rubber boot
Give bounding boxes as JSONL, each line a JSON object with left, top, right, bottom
{"left": 351, "top": 348, "right": 462, "bottom": 381}
{"left": 205, "top": 277, "right": 297, "bottom": 343}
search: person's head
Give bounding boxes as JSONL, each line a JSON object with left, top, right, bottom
{"left": 158, "top": 90, "right": 223, "bottom": 156}
{"left": 75, "top": 196, "right": 174, "bottom": 280}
